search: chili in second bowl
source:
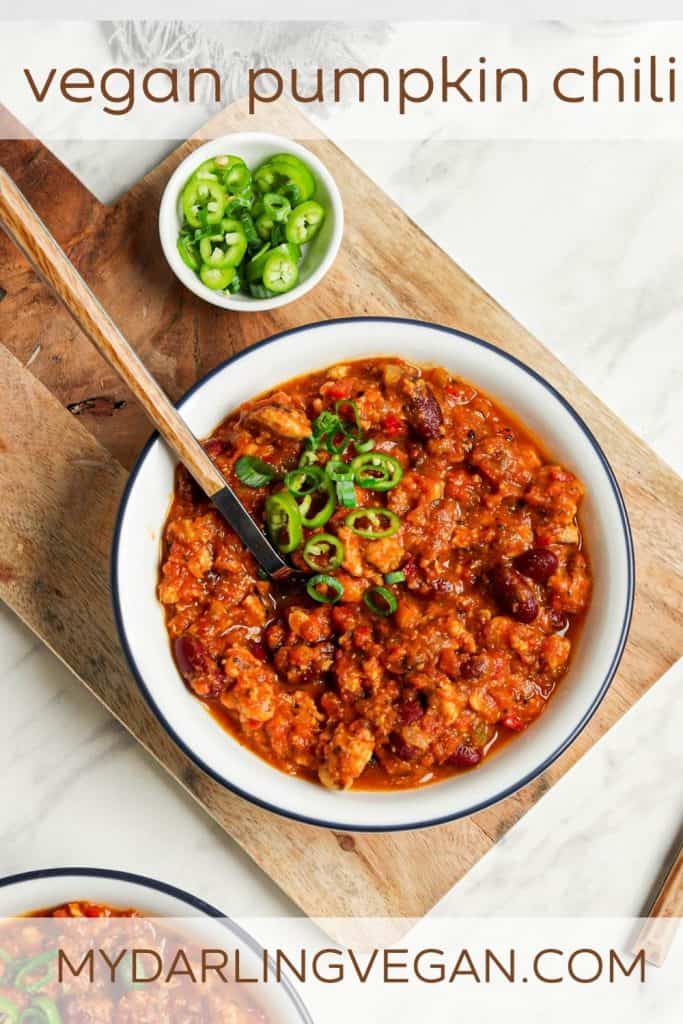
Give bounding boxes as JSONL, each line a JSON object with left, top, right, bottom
{"left": 158, "top": 357, "right": 591, "bottom": 791}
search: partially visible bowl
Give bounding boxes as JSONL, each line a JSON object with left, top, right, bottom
{"left": 112, "top": 317, "right": 634, "bottom": 833}
{"left": 159, "top": 132, "right": 343, "bottom": 312}
{"left": 0, "top": 867, "right": 312, "bottom": 1024}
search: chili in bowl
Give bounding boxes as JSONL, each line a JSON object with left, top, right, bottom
{"left": 112, "top": 318, "right": 634, "bottom": 832}
{"left": 0, "top": 869, "right": 312, "bottom": 1024}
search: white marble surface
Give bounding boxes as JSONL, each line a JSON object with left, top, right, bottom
{"left": 0, "top": 22, "right": 682, "bottom": 923}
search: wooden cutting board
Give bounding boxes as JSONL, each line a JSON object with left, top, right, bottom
{"left": 0, "top": 98, "right": 681, "bottom": 926}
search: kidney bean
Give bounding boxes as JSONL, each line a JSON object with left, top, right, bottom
{"left": 173, "top": 636, "right": 224, "bottom": 697}
{"left": 250, "top": 641, "right": 267, "bottom": 662}
{"left": 514, "top": 547, "right": 558, "bottom": 583}
{"left": 491, "top": 566, "right": 539, "bottom": 624}
{"left": 203, "top": 438, "right": 226, "bottom": 460}
{"left": 399, "top": 695, "right": 425, "bottom": 725}
{"left": 447, "top": 744, "right": 483, "bottom": 768}
{"left": 173, "top": 636, "right": 204, "bottom": 678}
{"left": 405, "top": 380, "right": 443, "bottom": 440}
{"left": 390, "top": 732, "right": 419, "bottom": 761}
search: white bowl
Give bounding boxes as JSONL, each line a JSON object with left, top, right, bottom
{"left": 159, "top": 132, "right": 343, "bottom": 311}
{"left": 112, "top": 318, "right": 634, "bottom": 833}
{"left": 0, "top": 868, "right": 311, "bottom": 1024}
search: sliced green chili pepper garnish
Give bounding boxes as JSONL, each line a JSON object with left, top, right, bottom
{"left": 199, "top": 264, "right": 236, "bottom": 291}
{"left": 384, "top": 570, "right": 406, "bottom": 585}
{"left": 15, "top": 951, "right": 57, "bottom": 993}
{"left": 285, "top": 465, "right": 324, "bottom": 496}
{"left": 262, "top": 251, "right": 299, "bottom": 294}
{"left": 363, "top": 585, "right": 398, "bottom": 617}
{"left": 345, "top": 507, "right": 400, "bottom": 539}
{"left": 19, "top": 997, "right": 62, "bottom": 1024}
{"left": 177, "top": 152, "right": 321, "bottom": 298}
{"left": 254, "top": 155, "right": 315, "bottom": 203}
{"left": 327, "top": 430, "right": 352, "bottom": 455}
{"left": 354, "top": 437, "right": 375, "bottom": 453}
{"left": 298, "top": 476, "right": 336, "bottom": 528}
{"left": 265, "top": 490, "right": 303, "bottom": 553}
{"left": 248, "top": 283, "right": 275, "bottom": 299}
{"left": 351, "top": 452, "right": 404, "bottom": 492}
{"left": 255, "top": 212, "right": 275, "bottom": 240}
{"left": 235, "top": 455, "right": 278, "bottom": 488}
{"left": 246, "top": 243, "right": 272, "bottom": 283}
{"left": 298, "top": 445, "right": 319, "bottom": 468}
{"left": 222, "top": 161, "right": 251, "bottom": 193}
{"left": 182, "top": 178, "right": 226, "bottom": 229}
{"left": 198, "top": 218, "right": 247, "bottom": 269}
{"left": 235, "top": 208, "right": 259, "bottom": 246}
{"left": 285, "top": 200, "right": 326, "bottom": 245}
{"left": 0, "top": 995, "right": 20, "bottom": 1024}
{"left": 278, "top": 181, "right": 302, "bottom": 206}
{"left": 325, "top": 457, "right": 354, "bottom": 481}
{"left": 177, "top": 234, "right": 200, "bottom": 271}
{"left": 303, "top": 533, "right": 344, "bottom": 572}
{"left": 263, "top": 192, "right": 292, "bottom": 223}
{"left": 306, "top": 574, "right": 344, "bottom": 605}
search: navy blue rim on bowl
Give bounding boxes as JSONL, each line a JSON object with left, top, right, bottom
{"left": 111, "top": 316, "right": 636, "bottom": 834}
{"left": 0, "top": 867, "right": 313, "bottom": 1024}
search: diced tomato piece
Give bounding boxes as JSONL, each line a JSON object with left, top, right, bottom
{"left": 326, "top": 382, "right": 352, "bottom": 401}
{"left": 382, "top": 413, "right": 404, "bottom": 435}
{"left": 503, "top": 714, "right": 526, "bottom": 732}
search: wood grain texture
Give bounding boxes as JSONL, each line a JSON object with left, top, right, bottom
{"left": 0, "top": 167, "right": 290, "bottom": 580}
{"left": 0, "top": 98, "right": 681, "bottom": 923}
{"left": 0, "top": 166, "right": 228, "bottom": 501}
{"left": 632, "top": 845, "right": 683, "bottom": 966}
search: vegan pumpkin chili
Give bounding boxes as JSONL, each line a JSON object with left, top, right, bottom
{"left": 1, "top": 904, "right": 267, "bottom": 1024}
{"left": 159, "top": 357, "right": 591, "bottom": 790}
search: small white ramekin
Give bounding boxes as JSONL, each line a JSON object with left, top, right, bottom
{"left": 159, "top": 132, "right": 343, "bottom": 312}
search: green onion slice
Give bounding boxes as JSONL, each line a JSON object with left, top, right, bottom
{"left": 354, "top": 437, "right": 375, "bottom": 453}
{"left": 298, "top": 445, "right": 318, "bottom": 468}
{"left": 335, "top": 479, "right": 357, "bottom": 508}
{"left": 19, "top": 997, "right": 62, "bottom": 1024}
{"left": 310, "top": 410, "right": 340, "bottom": 448}
{"left": 334, "top": 398, "right": 362, "bottom": 437}
{"left": 0, "top": 995, "right": 21, "bottom": 1024}
{"left": 363, "top": 586, "right": 398, "bottom": 617}
{"left": 265, "top": 490, "right": 303, "bottom": 553}
{"left": 14, "top": 952, "right": 57, "bottom": 993}
{"left": 345, "top": 507, "right": 400, "bottom": 539}
{"left": 303, "top": 533, "right": 344, "bottom": 573}
{"left": 384, "top": 570, "right": 406, "bottom": 585}
{"left": 235, "top": 455, "right": 278, "bottom": 488}
{"left": 351, "top": 452, "right": 404, "bottom": 492}
{"left": 307, "top": 574, "right": 344, "bottom": 605}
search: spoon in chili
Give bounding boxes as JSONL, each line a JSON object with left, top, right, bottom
{"left": 0, "top": 166, "right": 298, "bottom": 581}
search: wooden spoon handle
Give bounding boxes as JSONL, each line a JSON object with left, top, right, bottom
{"left": 632, "top": 844, "right": 683, "bottom": 966}
{"left": 0, "top": 166, "right": 225, "bottom": 498}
